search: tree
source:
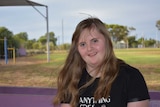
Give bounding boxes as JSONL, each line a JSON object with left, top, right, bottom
{"left": 144, "top": 38, "right": 156, "bottom": 47}
{"left": 49, "top": 42, "right": 55, "bottom": 50}
{"left": 137, "top": 38, "right": 156, "bottom": 48}
{"left": 33, "top": 42, "right": 40, "bottom": 49}
{"left": 38, "top": 36, "right": 46, "bottom": 45}
{"left": 37, "top": 32, "right": 57, "bottom": 50}
{"left": 128, "top": 27, "right": 136, "bottom": 31}
{"left": 137, "top": 37, "right": 145, "bottom": 47}
{"left": 0, "top": 27, "right": 14, "bottom": 57}
{"left": 38, "top": 32, "right": 57, "bottom": 45}
{"left": 47, "top": 32, "right": 57, "bottom": 46}
{"left": 14, "top": 32, "right": 28, "bottom": 41}
{"left": 126, "top": 27, "right": 136, "bottom": 48}
{"left": 59, "top": 43, "right": 71, "bottom": 50}
{"left": 13, "top": 32, "right": 29, "bottom": 48}
{"left": 26, "top": 39, "right": 36, "bottom": 49}
{"left": 127, "top": 36, "right": 137, "bottom": 48}
{"left": 0, "top": 27, "right": 14, "bottom": 47}
{"left": 156, "top": 20, "right": 160, "bottom": 47}
{"left": 12, "top": 36, "right": 21, "bottom": 49}
{"left": 105, "top": 24, "right": 129, "bottom": 43}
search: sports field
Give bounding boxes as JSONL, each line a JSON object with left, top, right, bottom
{"left": 0, "top": 48, "right": 160, "bottom": 91}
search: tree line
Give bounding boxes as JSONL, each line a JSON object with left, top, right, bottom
{"left": 0, "top": 20, "right": 160, "bottom": 57}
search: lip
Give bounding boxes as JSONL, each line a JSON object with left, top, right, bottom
{"left": 88, "top": 52, "right": 97, "bottom": 57}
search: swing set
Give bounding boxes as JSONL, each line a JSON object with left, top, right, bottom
{"left": 0, "top": 37, "right": 16, "bottom": 64}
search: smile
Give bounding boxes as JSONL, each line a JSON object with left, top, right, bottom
{"left": 88, "top": 52, "right": 97, "bottom": 57}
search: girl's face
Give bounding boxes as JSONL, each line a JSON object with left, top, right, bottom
{"left": 78, "top": 28, "right": 106, "bottom": 71}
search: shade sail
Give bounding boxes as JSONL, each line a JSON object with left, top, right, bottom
{"left": 0, "top": 0, "right": 45, "bottom": 6}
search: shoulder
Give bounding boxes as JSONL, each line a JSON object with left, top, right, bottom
{"left": 116, "top": 64, "right": 149, "bottom": 95}
{"left": 117, "top": 64, "right": 150, "bottom": 102}
{"left": 119, "top": 63, "right": 139, "bottom": 72}
{"left": 118, "top": 64, "right": 143, "bottom": 79}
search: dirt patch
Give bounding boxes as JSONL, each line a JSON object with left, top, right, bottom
{"left": 0, "top": 56, "right": 58, "bottom": 88}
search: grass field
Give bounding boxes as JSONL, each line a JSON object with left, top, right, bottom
{"left": 114, "top": 48, "right": 160, "bottom": 91}
{"left": 0, "top": 48, "right": 160, "bottom": 91}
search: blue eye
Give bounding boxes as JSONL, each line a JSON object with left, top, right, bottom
{"left": 79, "top": 42, "right": 86, "bottom": 47}
{"left": 92, "top": 38, "right": 98, "bottom": 43}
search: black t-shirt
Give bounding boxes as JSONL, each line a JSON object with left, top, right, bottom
{"left": 78, "top": 64, "right": 150, "bottom": 107}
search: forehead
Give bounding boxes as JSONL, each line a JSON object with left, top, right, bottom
{"left": 79, "top": 28, "right": 102, "bottom": 42}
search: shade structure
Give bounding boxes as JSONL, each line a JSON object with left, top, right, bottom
{"left": 0, "top": 0, "right": 50, "bottom": 62}
{"left": 0, "top": 0, "right": 45, "bottom": 6}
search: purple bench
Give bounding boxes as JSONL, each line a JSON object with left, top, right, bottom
{"left": 0, "top": 86, "right": 159, "bottom": 107}
{"left": 149, "top": 91, "right": 160, "bottom": 107}
{"left": 0, "top": 86, "right": 57, "bottom": 107}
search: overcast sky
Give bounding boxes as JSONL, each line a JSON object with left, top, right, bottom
{"left": 0, "top": 0, "right": 160, "bottom": 44}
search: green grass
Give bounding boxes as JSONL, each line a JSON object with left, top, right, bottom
{"left": 114, "top": 48, "right": 160, "bottom": 73}
{"left": 115, "top": 48, "right": 160, "bottom": 65}
{"left": 114, "top": 48, "right": 160, "bottom": 90}
{"left": 0, "top": 48, "right": 160, "bottom": 90}
{"left": 35, "top": 51, "right": 67, "bottom": 67}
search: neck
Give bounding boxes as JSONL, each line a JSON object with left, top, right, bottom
{"left": 86, "top": 66, "right": 101, "bottom": 78}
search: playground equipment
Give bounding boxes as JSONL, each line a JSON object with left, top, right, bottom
{"left": 8, "top": 48, "right": 16, "bottom": 64}
{"left": 0, "top": 0, "right": 50, "bottom": 62}
{"left": 0, "top": 37, "right": 16, "bottom": 64}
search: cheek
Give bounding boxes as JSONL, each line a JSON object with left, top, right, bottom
{"left": 98, "top": 43, "right": 106, "bottom": 54}
{"left": 78, "top": 48, "right": 85, "bottom": 57}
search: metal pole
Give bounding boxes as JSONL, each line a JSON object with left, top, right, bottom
{"left": 62, "top": 19, "right": 64, "bottom": 44}
{"left": 13, "top": 48, "right": 16, "bottom": 64}
{"left": 46, "top": 6, "right": 50, "bottom": 62}
{"left": 156, "top": 29, "right": 158, "bottom": 48}
{"left": 4, "top": 37, "right": 8, "bottom": 64}
{"left": 29, "top": 3, "right": 50, "bottom": 62}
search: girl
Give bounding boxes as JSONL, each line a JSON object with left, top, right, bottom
{"left": 54, "top": 17, "right": 150, "bottom": 107}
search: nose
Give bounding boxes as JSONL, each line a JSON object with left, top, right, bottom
{"left": 87, "top": 43, "right": 93, "bottom": 51}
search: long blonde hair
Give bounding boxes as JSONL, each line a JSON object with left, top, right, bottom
{"left": 54, "top": 17, "right": 120, "bottom": 107}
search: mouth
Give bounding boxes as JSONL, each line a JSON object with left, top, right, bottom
{"left": 88, "top": 52, "right": 97, "bottom": 57}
